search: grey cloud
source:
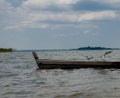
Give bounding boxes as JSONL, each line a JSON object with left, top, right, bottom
{"left": 6, "top": 0, "right": 27, "bottom": 8}
{"left": 72, "top": 1, "right": 114, "bottom": 11}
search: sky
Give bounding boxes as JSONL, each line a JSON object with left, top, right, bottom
{"left": 0, "top": 0, "right": 120, "bottom": 50}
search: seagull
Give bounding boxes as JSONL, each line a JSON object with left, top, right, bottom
{"left": 85, "top": 56, "right": 94, "bottom": 61}
{"left": 104, "top": 51, "right": 112, "bottom": 57}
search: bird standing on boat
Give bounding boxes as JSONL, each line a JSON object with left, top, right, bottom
{"left": 104, "top": 51, "right": 112, "bottom": 57}
{"left": 85, "top": 56, "right": 94, "bottom": 61}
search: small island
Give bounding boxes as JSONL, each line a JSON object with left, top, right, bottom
{"left": 0, "top": 48, "right": 15, "bottom": 52}
{"left": 76, "top": 46, "right": 119, "bottom": 50}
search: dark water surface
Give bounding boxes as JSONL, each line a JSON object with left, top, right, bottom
{"left": 0, "top": 50, "right": 120, "bottom": 98}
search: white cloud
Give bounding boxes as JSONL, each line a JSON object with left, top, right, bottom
{"left": 55, "top": 0, "right": 79, "bottom": 5}
{"left": 0, "top": 0, "right": 28, "bottom": 30}
{"left": 0, "top": 0, "right": 16, "bottom": 27}
{"left": 21, "top": 10, "right": 117, "bottom": 24}
{"left": 97, "top": 0, "right": 120, "bottom": 4}
{"left": 5, "top": 10, "right": 118, "bottom": 30}
{"left": 0, "top": 0, "right": 13, "bottom": 14}
{"left": 78, "top": 11, "right": 117, "bottom": 21}
{"left": 21, "top": 0, "right": 120, "bottom": 8}
{"left": 21, "top": 0, "right": 79, "bottom": 9}
{"left": 23, "top": 0, "right": 79, "bottom": 6}
{"left": 0, "top": 0, "right": 119, "bottom": 31}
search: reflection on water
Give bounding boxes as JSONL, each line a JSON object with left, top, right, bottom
{"left": 0, "top": 50, "right": 120, "bottom": 98}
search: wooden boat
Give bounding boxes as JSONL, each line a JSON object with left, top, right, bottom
{"left": 32, "top": 51, "right": 120, "bottom": 69}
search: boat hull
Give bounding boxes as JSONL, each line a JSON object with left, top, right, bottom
{"left": 36, "top": 59, "right": 120, "bottom": 69}
{"left": 32, "top": 51, "right": 120, "bottom": 69}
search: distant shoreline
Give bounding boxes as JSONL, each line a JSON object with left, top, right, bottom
{"left": 0, "top": 48, "right": 15, "bottom": 52}
{"left": 76, "top": 46, "right": 119, "bottom": 50}
{"left": 16, "top": 47, "right": 120, "bottom": 52}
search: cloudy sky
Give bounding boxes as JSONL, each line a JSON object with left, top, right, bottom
{"left": 0, "top": 0, "right": 120, "bottom": 49}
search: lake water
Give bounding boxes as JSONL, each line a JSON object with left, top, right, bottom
{"left": 0, "top": 50, "right": 120, "bottom": 98}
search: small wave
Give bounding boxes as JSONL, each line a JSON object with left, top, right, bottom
{"left": 54, "top": 92, "right": 81, "bottom": 98}
{"left": 69, "top": 93, "right": 81, "bottom": 98}
{"left": 0, "top": 73, "right": 18, "bottom": 79}
{"left": 54, "top": 92, "right": 104, "bottom": 98}
{"left": 54, "top": 95, "right": 67, "bottom": 98}
{"left": 2, "top": 90, "right": 33, "bottom": 96}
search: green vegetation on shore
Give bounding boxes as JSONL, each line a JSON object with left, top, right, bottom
{"left": 77, "top": 46, "right": 119, "bottom": 50}
{"left": 0, "top": 48, "right": 15, "bottom": 52}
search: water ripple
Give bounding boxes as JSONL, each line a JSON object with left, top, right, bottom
{"left": 0, "top": 51, "right": 120, "bottom": 98}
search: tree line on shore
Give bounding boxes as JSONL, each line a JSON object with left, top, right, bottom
{"left": 0, "top": 48, "right": 15, "bottom": 52}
